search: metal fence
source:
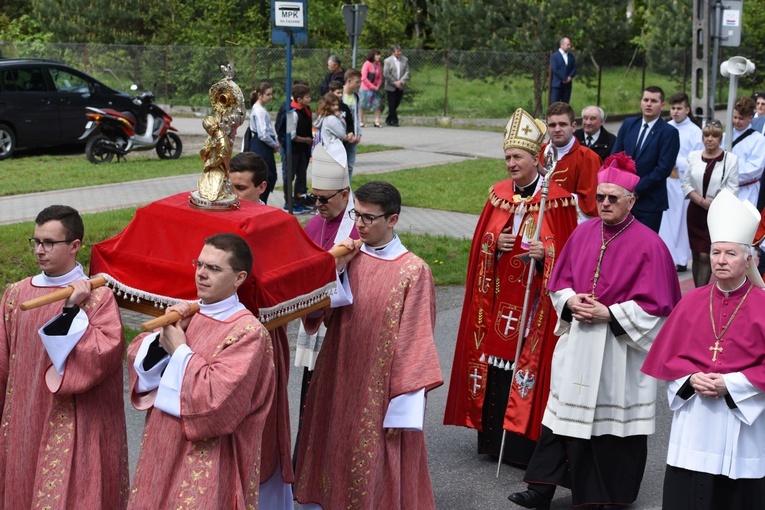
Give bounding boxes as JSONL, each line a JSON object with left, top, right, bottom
{"left": 2, "top": 41, "right": 764, "bottom": 119}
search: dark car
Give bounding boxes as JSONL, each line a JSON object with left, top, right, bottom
{"left": 0, "top": 59, "right": 138, "bottom": 159}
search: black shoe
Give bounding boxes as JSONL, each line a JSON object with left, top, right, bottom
{"left": 676, "top": 264, "right": 687, "bottom": 273}
{"left": 508, "top": 489, "right": 551, "bottom": 510}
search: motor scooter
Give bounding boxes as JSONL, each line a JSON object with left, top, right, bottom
{"left": 80, "top": 88, "right": 182, "bottom": 164}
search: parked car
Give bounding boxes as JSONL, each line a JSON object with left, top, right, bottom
{"left": 0, "top": 58, "right": 139, "bottom": 159}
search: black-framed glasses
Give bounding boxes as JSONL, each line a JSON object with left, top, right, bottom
{"left": 704, "top": 120, "right": 723, "bottom": 128}
{"left": 28, "top": 237, "right": 72, "bottom": 252}
{"left": 308, "top": 189, "right": 342, "bottom": 204}
{"left": 192, "top": 259, "right": 236, "bottom": 274}
{"left": 348, "top": 209, "right": 390, "bottom": 225}
{"left": 595, "top": 193, "right": 632, "bottom": 204}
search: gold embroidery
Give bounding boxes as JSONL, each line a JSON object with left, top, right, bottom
{"left": 33, "top": 397, "right": 75, "bottom": 509}
{"left": 346, "top": 262, "right": 421, "bottom": 508}
{"left": 175, "top": 437, "right": 219, "bottom": 509}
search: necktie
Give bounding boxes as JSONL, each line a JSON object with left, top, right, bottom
{"left": 635, "top": 123, "right": 649, "bottom": 153}
{"left": 586, "top": 135, "right": 593, "bottom": 147}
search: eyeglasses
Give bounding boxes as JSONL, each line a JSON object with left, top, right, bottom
{"left": 28, "top": 237, "right": 72, "bottom": 252}
{"left": 348, "top": 209, "right": 390, "bottom": 225}
{"left": 595, "top": 193, "right": 632, "bottom": 204}
{"left": 704, "top": 120, "right": 723, "bottom": 128}
{"left": 309, "top": 189, "right": 342, "bottom": 204}
{"left": 192, "top": 259, "right": 236, "bottom": 274}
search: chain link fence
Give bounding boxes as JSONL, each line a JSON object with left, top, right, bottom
{"left": 2, "top": 41, "right": 764, "bottom": 119}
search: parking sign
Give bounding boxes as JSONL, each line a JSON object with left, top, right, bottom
{"left": 271, "top": 0, "right": 307, "bottom": 45}
{"left": 275, "top": 2, "right": 305, "bottom": 28}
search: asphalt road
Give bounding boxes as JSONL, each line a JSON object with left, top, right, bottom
{"left": 123, "top": 285, "right": 669, "bottom": 509}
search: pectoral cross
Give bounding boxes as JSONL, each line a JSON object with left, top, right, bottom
{"left": 709, "top": 340, "right": 724, "bottom": 362}
{"left": 469, "top": 368, "right": 483, "bottom": 394}
{"left": 500, "top": 309, "right": 519, "bottom": 335}
{"left": 573, "top": 374, "right": 590, "bottom": 394}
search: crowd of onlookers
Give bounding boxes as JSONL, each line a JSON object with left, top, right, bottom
{"left": 241, "top": 44, "right": 409, "bottom": 214}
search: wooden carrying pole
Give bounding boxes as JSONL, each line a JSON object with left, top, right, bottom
{"left": 140, "top": 240, "right": 361, "bottom": 332}
{"left": 20, "top": 276, "right": 108, "bottom": 311}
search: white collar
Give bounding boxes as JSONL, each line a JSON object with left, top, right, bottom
{"left": 360, "top": 234, "right": 408, "bottom": 260}
{"left": 716, "top": 277, "right": 748, "bottom": 297}
{"left": 553, "top": 136, "right": 576, "bottom": 159}
{"left": 198, "top": 293, "right": 246, "bottom": 321}
{"left": 32, "top": 263, "right": 86, "bottom": 287}
{"left": 558, "top": 48, "right": 568, "bottom": 56}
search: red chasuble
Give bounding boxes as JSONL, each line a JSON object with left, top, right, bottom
{"left": 294, "top": 251, "right": 443, "bottom": 509}
{"left": 539, "top": 140, "right": 601, "bottom": 217}
{"left": 643, "top": 282, "right": 765, "bottom": 391}
{"left": 127, "top": 310, "right": 275, "bottom": 509}
{"left": 0, "top": 281, "right": 128, "bottom": 509}
{"left": 444, "top": 179, "right": 578, "bottom": 440}
{"left": 90, "top": 192, "right": 338, "bottom": 486}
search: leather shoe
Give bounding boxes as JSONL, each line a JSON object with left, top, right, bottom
{"left": 676, "top": 264, "right": 687, "bottom": 273}
{"left": 507, "top": 489, "right": 551, "bottom": 509}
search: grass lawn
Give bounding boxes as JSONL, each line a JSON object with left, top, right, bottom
{"left": 352, "top": 157, "right": 504, "bottom": 215}
{"left": 0, "top": 155, "right": 201, "bottom": 196}
{"left": 0, "top": 208, "right": 138, "bottom": 287}
{"left": 0, "top": 144, "right": 399, "bottom": 197}
{"left": 402, "top": 65, "right": 685, "bottom": 118}
{"left": 0, "top": 206, "right": 469, "bottom": 292}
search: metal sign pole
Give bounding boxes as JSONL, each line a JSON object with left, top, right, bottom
{"left": 285, "top": 31, "right": 293, "bottom": 213}
{"left": 351, "top": 5, "right": 359, "bottom": 69}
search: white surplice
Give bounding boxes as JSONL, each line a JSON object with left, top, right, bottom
{"left": 666, "top": 373, "right": 765, "bottom": 479}
{"left": 659, "top": 118, "right": 703, "bottom": 265}
{"left": 542, "top": 289, "right": 666, "bottom": 439}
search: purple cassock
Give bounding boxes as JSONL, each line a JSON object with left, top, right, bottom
{"left": 547, "top": 213, "right": 681, "bottom": 315}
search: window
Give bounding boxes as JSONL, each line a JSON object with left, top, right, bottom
{"left": 50, "top": 68, "right": 90, "bottom": 93}
{"left": 1, "top": 67, "right": 47, "bottom": 92}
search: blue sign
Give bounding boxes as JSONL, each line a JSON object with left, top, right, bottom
{"left": 271, "top": 0, "right": 308, "bottom": 46}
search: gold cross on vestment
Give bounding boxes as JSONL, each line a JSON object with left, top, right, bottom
{"left": 709, "top": 340, "right": 723, "bottom": 362}
{"left": 521, "top": 124, "right": 532, "bottom": 135}
{"left": 573, "top": 374, "right": 590, "bottom": 394}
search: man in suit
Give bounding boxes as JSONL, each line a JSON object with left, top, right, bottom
{"left": 574, "top": 105, "right": 617, "bottom": 162}
{"left": 612, "top": 86, "right": 680, "bottom": 233}
{"left": 383, "top": 44, "right": 409, "bottom": 127}
{"left": 550, "top": 37, "right": 577, "bottom": 104}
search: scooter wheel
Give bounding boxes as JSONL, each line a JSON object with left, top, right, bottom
{"left": 156, "top": 132, "right": 182, "bottom": 159}
{"left": 85, "top": 135, "right": 115, "bottom": 164}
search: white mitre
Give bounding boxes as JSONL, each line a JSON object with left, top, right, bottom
{"left": 312, "top": 144, "right": 349, "bottom": 190}
{"left": 708, "top": 188, "right": 765, "bottom": 288}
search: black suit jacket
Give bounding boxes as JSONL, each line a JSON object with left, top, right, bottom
{"left": 550, "top": 51, "right": 577, "bottom": 88}
{"left": 612, "top": 116, "right": 680, "bottom": 213}
{"left": 574, "top": 127, "right": 616, "bottom": 163}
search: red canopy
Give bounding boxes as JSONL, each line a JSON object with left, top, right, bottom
{"left": 90, "top": 192, "right": 336, "bottom": 322}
